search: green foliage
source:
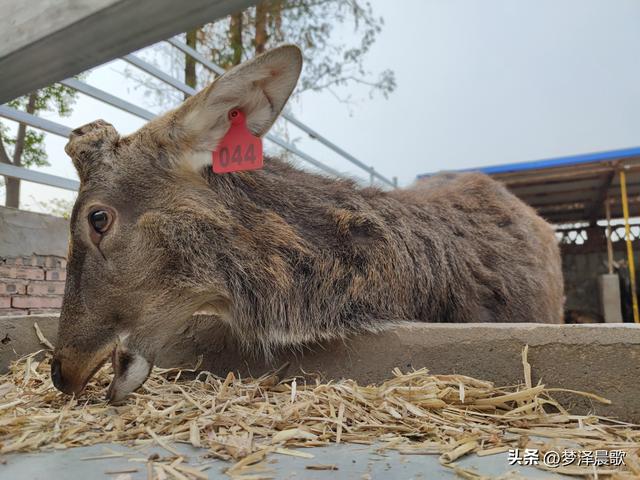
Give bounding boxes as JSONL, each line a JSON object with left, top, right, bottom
{"left": 7, "top": 83, "right": 77, "bottom": 117}
{"left": 1, "top": 82, "right": 79, "bottom": 209}
{"left": 30, "top": 196, "right": 75, "bottom": 219}
{"left": 1, "top": 83, "right": 78, "bottom": 168}
{"left": 2, "top": 129, "right": 47, "bottom": 167}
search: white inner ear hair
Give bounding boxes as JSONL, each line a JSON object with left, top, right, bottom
{"left": 180, "top": 87, "right": 273, "bottom": 172}
{"left": 183, "top": 84, "right": 273, "bottom": 145}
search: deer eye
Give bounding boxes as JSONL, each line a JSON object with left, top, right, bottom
{"left": 89, "top": 210, "right": 112, "bottom": 234}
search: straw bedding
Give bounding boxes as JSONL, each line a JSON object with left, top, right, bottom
{"left": 0, "top": 324, "right": 638, "bottom": 479}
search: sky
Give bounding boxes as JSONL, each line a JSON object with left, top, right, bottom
{"left": 6, "top": 0, "right": 640, "bottom": 213}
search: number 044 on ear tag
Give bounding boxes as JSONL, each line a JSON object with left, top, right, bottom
{"left": 212, "top": 109, "right": 263, "bottom": 173}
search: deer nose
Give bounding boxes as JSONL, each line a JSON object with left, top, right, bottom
{"left": 50, "top": 357, "right": 80, "bottom": 394}
{"left": 51, "top": 358, "right": 66, "bottom": 391}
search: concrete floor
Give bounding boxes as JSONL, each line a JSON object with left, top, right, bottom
{"left": 1, "top": 443, "right": 570, "bottom": 479}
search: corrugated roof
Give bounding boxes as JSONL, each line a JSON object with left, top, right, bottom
{"left": 417, "top": 147, "right": 640, "bottom": 225}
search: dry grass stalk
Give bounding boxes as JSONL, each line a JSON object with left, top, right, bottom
{"left": 305, "top": 464, "right": 338, "bottom": 470}
{"left": 0, "top": 338, "right": 638, "bottom": 479}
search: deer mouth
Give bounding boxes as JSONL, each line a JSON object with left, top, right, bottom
{"left": 105, "top": 348, "right": 121, "bottom": 402}
{"left": 82, "top": 353, "right": 112, "bottom": 392}
{"left": 105, "top": 346, "right": 152, "bottom": 403}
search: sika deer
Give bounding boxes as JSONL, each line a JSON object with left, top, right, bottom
{"left": 52, "top": 45, "right": 564, "bottom": 402}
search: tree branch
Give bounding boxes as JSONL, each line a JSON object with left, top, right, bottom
{"left": 300, "top": 74, "right": 386, "bottom": 93}
{"left": 229, "top": 12, "right": 244, "bottom": 66}
{"left": 184, "top": 29, "right": 199, "bottom": 99}
{"left": 254, "top": 1, "right": 268, "bottom": 55}
{"left": 0, "top": 130, "right": 12, "bottom": 165}
{"left": 12, "top": 92, "right": 37, "bottom": 167}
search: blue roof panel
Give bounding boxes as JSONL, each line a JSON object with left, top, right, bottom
{"left": 416, "top": 146, "right": 640, "bottom": 179}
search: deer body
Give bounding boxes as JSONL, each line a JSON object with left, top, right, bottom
{"left": 52, "top": 45, "right": 563, "bottom": 402}
{"left": 185, "top": 160, "right": 563, "bottom": 350}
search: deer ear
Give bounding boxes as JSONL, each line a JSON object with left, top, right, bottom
{"left": 161, "top": 44, "right": 302, "bottom": 165}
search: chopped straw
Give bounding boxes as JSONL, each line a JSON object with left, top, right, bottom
{"left": 0, "top": 331, "right": 638, "bottom": 479}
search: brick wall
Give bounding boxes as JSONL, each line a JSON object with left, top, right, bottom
{"left": 0, "top": 255, "right": 66, "bottom": 317}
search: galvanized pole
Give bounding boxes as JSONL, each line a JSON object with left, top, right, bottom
{"left": 605, "top": 197, "right": 613, "bottom": 275}
{"left": 619, "top": 168, "right": 640, "bottom": 323}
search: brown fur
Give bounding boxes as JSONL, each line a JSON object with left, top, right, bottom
{"left": 52, "top": 45, "right": 564, "bottom": 398}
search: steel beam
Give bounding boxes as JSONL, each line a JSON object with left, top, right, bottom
{"left": 0, "top": 163, "right": 79, "bottom": 191}
{"left": 0, "top": 105, "right": 71, "bottom": 137}
{"left": 586, "top": 170, "right": 616, "bottom": 224}
{"left": 123, "top": 55, "right": 197, "bottom": 96}
{"left": 60, "top": 78, "right": 156, "bottom": 121}
{"left": 0, "top": 0, "right": 258, "bottom": 103}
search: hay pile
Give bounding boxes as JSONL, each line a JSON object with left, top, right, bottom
{"left": 0, "top": 326, "right": 639, "bottom": 479}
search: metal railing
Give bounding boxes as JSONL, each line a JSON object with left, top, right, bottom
{"left": 556, "top": 221, "right": 640, "bottom": 246}
{"left": 0, "top": 37, "right": 397, "bottom": 195}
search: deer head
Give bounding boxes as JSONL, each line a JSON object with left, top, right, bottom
{"left": 51, "top": 45, "right": 303, "bottom": 402}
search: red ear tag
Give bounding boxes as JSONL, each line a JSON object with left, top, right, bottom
{"left": 212, "top": 109, "right": 263, "bottom": 174}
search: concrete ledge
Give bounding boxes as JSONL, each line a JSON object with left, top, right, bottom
{"left": 2, "top": 314, "right": 639, "bottom": 422}
{"left": 0, "top": 206, "right": 69, "bottom": 258}
{"left": 0, "top": 0, "right": 257, "bottom": 103}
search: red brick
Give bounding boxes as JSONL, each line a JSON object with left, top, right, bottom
{"left": 0, "top": 308, "right": 26, "bottom": 317}
{"left": 11, "top": 296, "right": 62, "bottom": 309}
{"left": 0, "top": 277, "right": 28, "bottom": 295}
{"left": 45, "top": 269, "right": 66, "bottom": 281}
{"left": 2, "top": 255, "right": 52, "bottom": 267}
{"left": 3, "top": 257, "right": 28, "bottom": 266}
{"left": 25, "top": 255, "right": 42, "bottom": 267}
{"left": 27, "top": 280, "right": 65, "bottom": 296}
{"left": 2, "top": 257, "right": 23, "bottom": 266}
{"left": 0, "top": 296, "right": 10, "bottom": 308}
{"left": 45, "top": 256, "right": 67, "bottom": 269}
{"left": 0, "top": 265, "right": 45, "bottom": 280}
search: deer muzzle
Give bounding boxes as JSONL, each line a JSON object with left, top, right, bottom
{"left": 51, "top": 343, "right": 115, "bottom": 395}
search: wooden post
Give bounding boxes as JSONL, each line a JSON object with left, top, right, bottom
{"left": 619, "top": 169, "right": 640, "bottom": 323}
{"left": 605, "top": 197, "right": 614, "bottom": 275}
